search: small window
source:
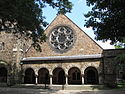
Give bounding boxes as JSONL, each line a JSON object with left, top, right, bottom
{"left": 72, "top": 72, "right": 76, "bottom": 80}
{"left": 72, "top": 71, "right": 80, "bottom": 80}
{"left": 0, "top": 42, "right": 5, "bottom": 50}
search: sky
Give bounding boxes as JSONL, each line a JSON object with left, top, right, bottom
{"left": 43, "top": 0, "right": 115, "bottom": 49}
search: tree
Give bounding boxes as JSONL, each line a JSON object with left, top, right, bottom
{"left": 115, "top": 42, "right": 125, "bottom": 49}
{"left": 0, "top": 0, "right": 73, "bottom": 51}
{"left": 84, "top": 0, "right": 125, "bottom": 46}
{"left": 84, "top": 0, "right": 125, "bottom": 87}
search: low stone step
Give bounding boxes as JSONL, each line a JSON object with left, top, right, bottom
{"left": 65, "top": 85, "right": 108, "bottom": 90}
{"left": 11, "top": 84, "right": 109, "bottom": 90}
{"left": 0, "top": 83, "right": 7, "bottom": 87}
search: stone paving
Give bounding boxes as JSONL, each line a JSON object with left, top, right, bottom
{"left": 0, "top": 87, "right": 125, "bottom": 94}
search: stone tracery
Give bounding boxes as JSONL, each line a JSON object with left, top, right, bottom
{"left": 49, "top": 26, "right": 75, "bottom": 52}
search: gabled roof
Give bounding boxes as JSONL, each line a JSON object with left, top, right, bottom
{"left": 25, "top": 14, "right": 103, "bottom": 57}
{"left": 45, "top": 14, "right": 103, "bottom": 50}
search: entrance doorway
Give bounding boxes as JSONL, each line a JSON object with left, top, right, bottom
{"left": 52, "top": 67, "right": 65, "bottom": 84}
{"left": 0, "top": 67, "right": 7, "bottom": 83}
{"left": 68, "top": 67, "right": 82, "bottom": 85}
{"left": 38, "top": 68, "right": 50, "bottom": 84}
{"left": 24, "top": 68, "right": 35, "bottom": 84}
{"left": 84, "top": 67, "right": 99, "bottom": 84}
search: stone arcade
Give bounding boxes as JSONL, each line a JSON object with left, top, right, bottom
{"left": 0, "top": 14, "right": 125, "bottom": 87}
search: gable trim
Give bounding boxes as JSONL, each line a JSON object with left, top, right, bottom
{"left": 59, "top": 14, "right": 103, "bottom": 50}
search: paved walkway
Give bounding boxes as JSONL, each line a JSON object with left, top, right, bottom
{"left": 0, "top": 87, "right": 125, "bottom": 94}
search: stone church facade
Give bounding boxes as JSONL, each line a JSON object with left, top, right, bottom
{"left": 0, "top": 14, "right": 124, "bottom": 87}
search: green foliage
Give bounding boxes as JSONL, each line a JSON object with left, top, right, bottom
{"left": 0, "top": 0, "right": 72, "bottom": 51}
{"left": 40, "top": 0, "right": 73, "bottom": 14}
{"left": 115, "top": 42, "right": 125, "bottom": 49}
{"left": 115, "top": 45, "right": 123, "bottom": 49}
{"left": 116, "top": 54, "right": 125, "bottom": 64}
{"left": 85, "top": 0, "right": 125, "bottom": 45}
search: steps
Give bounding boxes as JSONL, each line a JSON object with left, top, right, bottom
{"left": 11, "top": 84, "right": 109, "bottom": 90}
{"left": 0, "top": 83, "right": 7, "bottom": 87}
{"left": 11, "top": 84, "right": 50, "bottom": 89}
{"left": 65, "top": 85, "right": 108, "bottom": 90}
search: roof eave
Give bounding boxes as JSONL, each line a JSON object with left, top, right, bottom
{"left": 21, "top": 54, "right": 102, "bottom": 62}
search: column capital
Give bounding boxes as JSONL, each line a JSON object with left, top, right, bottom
{"left": 35, "top": 74, "right": 38, "bottom": 77}
{"left": 22, "top": 73, "right": 25, "bottom": 76}
{"left": 81, "top": 74, "right": 84, "bottom": 77}
{"left": 65, "top": 74, "right": 68, "bottom": 77}
{"left": 49, "top": 74, "right": 53, "bottom": 77}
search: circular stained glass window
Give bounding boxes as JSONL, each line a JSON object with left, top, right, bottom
{"left": 49, "top": 26, "right": 75, "bottom": 53}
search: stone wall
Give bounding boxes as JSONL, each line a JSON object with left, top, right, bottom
{"left": 103, "top": 49, "right": 125, "bottom": 87}
{"left": 0, "top": 31, "right": 30, "bottom": 85}
{"left": 22, "top": 59, "right": 103, "bottom": 84}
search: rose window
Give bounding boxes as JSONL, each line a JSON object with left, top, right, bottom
{"left": 49, "top": 26, "right": 75, "bottom": 53}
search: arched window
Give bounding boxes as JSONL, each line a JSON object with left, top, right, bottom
{"left": 49, "top": 26, "right": 75, "bottom": 53}
{"left": 72, "top": 71, "right": 80, "bottom": 80}
{"left": 52, "top": 67, "right": 66, "bottom": 84}
{"left": 68, "top": 67, "right": 82, "bottom": 85}
{"left": 84, "top": 67, "right": 99, "bottom": 84}
{"left": 24, "top": 68, "right": 35, "bottom": 84}
{"left": 38, "top": 68, "right": 50, "bottom": 84}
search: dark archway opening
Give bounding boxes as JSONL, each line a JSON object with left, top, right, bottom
{"left": 38, "top": 68, "right": 50, "bottom": 84}
{"left": 52, "top": 67, "right": 65, "bottom": 84}
{"left": 0, "top": 67, "right": 7, "bottom": 83}
{"left": 68, "top": 67, "right": 82, "bottom": 85}
{"left": 24, "top": 68, "right": 35, "bottom": 84}
{"left": 84, "top": 67, "right": 99, "bottom": 84}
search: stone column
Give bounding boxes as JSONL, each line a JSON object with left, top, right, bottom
{"left": 50, "top": 75, "right": 53, "bottom": 86}
{"left": 20, "top": 63, "right": 24, "bottom": 84}
{"left": 21, "top": 74, "right": 25, "bottom": 84}
{"left": 35, "top": 75, "right": 38, "bottom": 85}
{"left": 65, "top": 74, "right": 68, "bottom": 85}
{"left": 7, "top": 74, "right": 11, "bottom": 86}
{"left": 99, "top": 74, "right": 103, "bottom": 84}
{"left": 82, "top": 74, "right": 84, "bottom": 85}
